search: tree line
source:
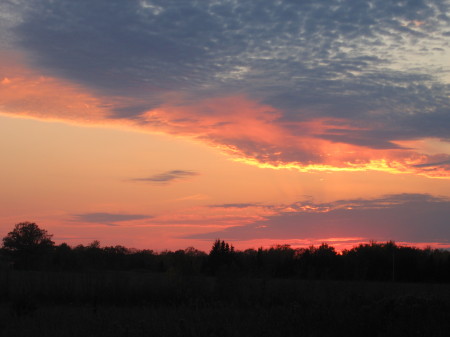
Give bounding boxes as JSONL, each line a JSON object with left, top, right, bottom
{"left": 2, "top": 222, "right": 450, "bottom": 282}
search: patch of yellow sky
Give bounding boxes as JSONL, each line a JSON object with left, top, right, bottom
{"left": 2, "top": 113, "right": 450, "bottom": 250}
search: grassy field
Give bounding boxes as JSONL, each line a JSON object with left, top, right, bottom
{"left": 1, "top": 270, "right": 450, "bottom": 336}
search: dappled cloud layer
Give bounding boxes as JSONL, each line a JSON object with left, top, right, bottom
{"left": 1, "top": 0, "right": 450, "bottom": 176}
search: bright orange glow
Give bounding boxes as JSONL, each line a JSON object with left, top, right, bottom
{"left": 140, "top": 96, "right": 450, "bottom": 178}
{"left": 1, "top": 53, "right": 448, "bottom": 179}
{"left": 231, "top": 156, "right": 450, "bottom": 178}
{"left": 0, "top": 52, "right": 110, "bottom": 125}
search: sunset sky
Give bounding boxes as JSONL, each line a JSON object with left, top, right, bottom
{"left": 1, "top": 0, "right": 450, "bottom": 251}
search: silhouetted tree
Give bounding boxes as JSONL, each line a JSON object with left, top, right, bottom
{"left": 208, "top": 239, "right": 235, "bottom": 275}
{"left": 52, "top": 243, "right": 76, "bottom": 270}
{"left": 309, "top": 243, "right": 339, "bottom": 279}
{"left": 4, "top": 226, "right": 450, "bottom": 283}
{"left": 263, "top": 244, "right": 296, "bottom": 277}
{"left": 2, "top": 222, "right": 54, "bottom": 269}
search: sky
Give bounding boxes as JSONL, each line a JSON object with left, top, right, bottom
{"left": 1, "top": 0, "right": 450, "bottom": 252}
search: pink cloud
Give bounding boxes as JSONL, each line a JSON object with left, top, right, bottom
{"left": 139, "top": 95, "right": 450, "bottom": 177}
{"left": 1, "top": 54, "right": 449, "bottom": 178}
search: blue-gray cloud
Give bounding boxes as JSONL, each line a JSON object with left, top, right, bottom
{"left": 187, "top": 194, "right": 450, "bottom": 244}
{"left": 132, "top": 170, "right": 199, "bottom": 183}
{"left": 72, "top": 212, "right": 152, "bottom": 226}
{"left": 3, "top": 0, "right": 450, "bottom": 169}
{"left": 413, "top": 159, "right": 450, "bottom": 168}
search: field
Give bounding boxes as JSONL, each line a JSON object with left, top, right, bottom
{"left": 1, "top": 271, "right": 450, "bottom": 336}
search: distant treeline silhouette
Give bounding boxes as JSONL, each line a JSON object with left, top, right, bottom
{"left": 2, "top": 222, "right": 450, "bottom": 282}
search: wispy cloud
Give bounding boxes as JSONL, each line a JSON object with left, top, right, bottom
{"left": 132, "top": 170, "right": 199, "bottom": 184}
{"left": 413, "top": 159, "right": 450, "bottom": 168}
{"left": 71, "top": 212, "right": 152, "bottom": 226}
{"left": 174, "top": 194, "right": 209, "bottom": 201}
{"left": 208, "top": 203, "right": 263, "bottom": 209}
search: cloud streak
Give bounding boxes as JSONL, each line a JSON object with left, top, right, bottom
{"left": 132, "top": 170, "right": 199, "bottom": 183}
{"left": 208, "top": 203, "right": 262, "bottom": 209}
{"left": 72, "top": 212, "right": 152, "bottom": 226}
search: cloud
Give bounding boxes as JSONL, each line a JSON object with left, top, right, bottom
{"left": 186, "top": 194, "right": 450, "bottom": 244}
{"left": 71, "top": 212, "right": 152, "bottom": 226}
{"left": 413, "top": 159, "right": 450, "bottom": 168}
{"left": 2, "top": 0, "right": 450, "bottom": 176}
{"left": 132, "top": 170, "right": 199, "bottom": 183}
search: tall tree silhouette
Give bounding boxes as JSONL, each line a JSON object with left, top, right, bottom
{"left": 2, "top": 222, "right": 54, "bottom": 269}
{"left": 208, "top": 239, "right": 235, "bottom": 275}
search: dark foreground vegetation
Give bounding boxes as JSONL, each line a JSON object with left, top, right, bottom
{"left": 2, "top": 222, "right": 450, "bottom": 336}
{"left": 3, "top": 222, "right": 450, "bottom": 282}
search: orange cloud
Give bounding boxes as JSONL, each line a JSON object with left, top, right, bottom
{"left": 0, "top": 55, "right": 102, "bottom": 123}
{"left": 2, "top": 52, "right": 449, "bottom": 178}
{"left": 140, "top": 96, "right": 450, "bottom": 178}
